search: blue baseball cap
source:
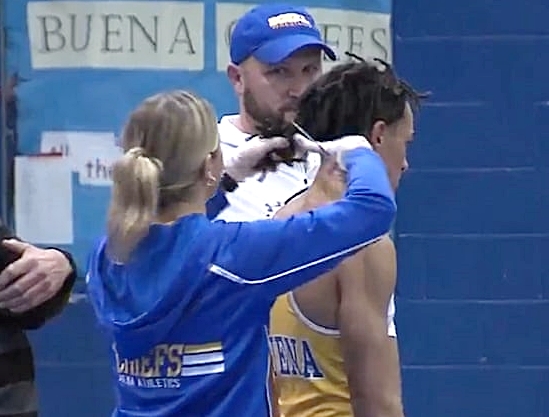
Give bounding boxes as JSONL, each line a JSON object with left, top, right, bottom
{"left": 230, "top": 4, "right": 337, "bottom": 65}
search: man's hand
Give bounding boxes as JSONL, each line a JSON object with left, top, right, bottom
{"left": 0, "top": 239, "right": 72, "bottom": 313}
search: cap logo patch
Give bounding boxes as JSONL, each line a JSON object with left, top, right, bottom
{"left": 267, "top": 12, "right": 312, "bottom": 30}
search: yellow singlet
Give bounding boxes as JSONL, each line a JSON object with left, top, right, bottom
{"left": 269, "top": 292, "right": 352, "bottom": 417}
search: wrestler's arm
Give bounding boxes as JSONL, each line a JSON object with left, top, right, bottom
{"left": 337, "top": 234, "right": 404, "bottom": 417}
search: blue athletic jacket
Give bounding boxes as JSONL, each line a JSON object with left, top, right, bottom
{"left": 86, "top": 147, "right": 396, "bottom": 417}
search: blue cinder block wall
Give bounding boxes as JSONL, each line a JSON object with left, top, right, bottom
{"left": 393, "top": 1, "right": 549, "bottom": 416}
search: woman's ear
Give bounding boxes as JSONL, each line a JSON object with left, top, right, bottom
{"left": 202, "top": 154, "right": 218, "bottom": 186}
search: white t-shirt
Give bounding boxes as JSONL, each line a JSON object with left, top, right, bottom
{"left": 216, "top": 114, "right": 397, "bottom": 337}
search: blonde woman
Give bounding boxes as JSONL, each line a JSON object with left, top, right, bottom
{"left": 86, "top": 90, "right": 396, "bottom": 417}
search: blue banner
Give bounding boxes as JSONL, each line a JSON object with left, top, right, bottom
{"left": 5, "top": 0, "right": 391, "bottom": 274}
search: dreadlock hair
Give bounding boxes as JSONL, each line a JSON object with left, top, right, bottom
{"left": 253, "top": 53, "right": 428, "bottom": 170}
{"left": 295, "top": 52, "right": 429, "bottom": 142}
{"left": 256, "top": 52, "right": 430, "bottom": 171}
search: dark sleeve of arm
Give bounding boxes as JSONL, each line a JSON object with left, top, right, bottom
{"left": 209, "top": 148, "right": 397, "bottom": 301}
{"left": 0, "top": 221, "right": 77, "bottom": 329}
{"left": 206, "top": 187, "right": 229, "bottom": 220}
{"left": 20, "top": 248, "right": 77, "bottom": 327}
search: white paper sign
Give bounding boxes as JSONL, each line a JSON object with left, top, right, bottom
{"left": 14, "top": 155, "right": 74, "bottom": 244}
{"left": 27, "top": 1, "right": 205, "bottom": 70}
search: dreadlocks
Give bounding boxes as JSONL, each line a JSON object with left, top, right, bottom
{"left": 253, "top": 52, "right": 429, "bottom": 170}
{"left": 295, "top": 52, "right": 429, "bottom": 142}
{"left": 254, "top": 53, "right": 428, "bottom": 169}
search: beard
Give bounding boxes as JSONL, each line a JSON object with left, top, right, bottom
{"left": 242, "top": 88, "right": 303, "bottom": 164}
{"left": 243, "top": 88, "right": 298, "bottom": 133}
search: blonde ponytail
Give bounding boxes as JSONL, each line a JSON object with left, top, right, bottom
{"left": 106, "top": 147, "right": 163, "bottom": 263}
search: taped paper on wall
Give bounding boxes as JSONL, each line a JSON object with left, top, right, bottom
{"left": 14, "top": 154, "right": 74, "bottom": 244}
{"left": 40, "top": 131, "right": 122, "bottom": 186}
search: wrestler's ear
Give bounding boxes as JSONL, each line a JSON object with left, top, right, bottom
{"left": 369, "top": 120, "right": 387, "bottom": 150}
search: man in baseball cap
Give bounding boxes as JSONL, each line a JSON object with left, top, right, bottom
{"left": 221, "top": 4, "right": 337, "bottom": 147}
{"left": 214, "top": 4, "right": 336, "bottom": 223}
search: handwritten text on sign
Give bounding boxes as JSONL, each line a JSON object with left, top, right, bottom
{"left": 40, "top": 131, "right": 121, "bottom": 186}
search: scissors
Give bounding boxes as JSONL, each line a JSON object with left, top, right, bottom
{"left": 291, "top": 122, "right": 329, "bottom": 157}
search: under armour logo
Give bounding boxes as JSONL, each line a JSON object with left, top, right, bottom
{"left": 265, "top": 201, "right": 283, "bottom": 213}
